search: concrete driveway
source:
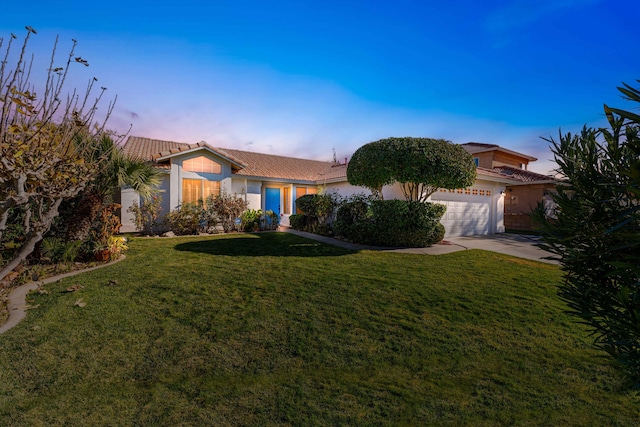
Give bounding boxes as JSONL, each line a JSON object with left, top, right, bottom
{"left": 392, "top": 234, "right": 558, "bottom": 264}
{"left": 283, "top": 228, "right": 558, "bottom": 264}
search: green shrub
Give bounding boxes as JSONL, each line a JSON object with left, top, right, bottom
{"left": 533, "top": 80, "right": 640, "bottom": 388}
{"left": 426, "top": 222, "right": 446, "bottom": 245}
{"left": 41, "top": 238, "right": 83, "bottom": 263}
{"left": 341, "top": 200, "right": 446, "bottom": 247}
{"left": 128, "top": 195, "right": 163, "bottom": 235}
{"left": 333, "top": 193, "right": 373, "bottom": 238}
{"left": 288, "top": 214, "right": 309, "bottom": 231}
{"left": 261, "top": 210, "right": 279, "bottom": 230}
{"left": 294, "top": 193, "right": 339, "bottom": 235}
{"left": 295, "top": 195, "right": 318, "bottom": 216}
{"left": 241, "top": 209, "right": 262, "bottom": 232}
{"left": 165, "top": 203, "right": 202, "bottom": 235}
{"left": 206, "top": 193, "right": 248, "bottom": 233}
{"left": 200, "top": 196, "right": 221, "bottom": 233}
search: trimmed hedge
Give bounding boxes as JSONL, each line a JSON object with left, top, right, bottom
{"left": 336, "top": 199, "right": 446, "bottom": 247}
{"left": 333, "top": 195, "right": 372, "bottom": 238}
{"left": 288, "top": 214, "right": 309, "bottom": 231}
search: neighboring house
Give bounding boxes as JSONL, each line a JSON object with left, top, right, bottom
{"left": 461, "top": 143, "right": 558, "bottom": 232}
{"left": 117, "top": 136, "right": 555, "bottom": 236}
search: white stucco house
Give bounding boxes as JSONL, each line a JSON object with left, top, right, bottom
{"left": 117, "top": 136, "right": 549, "bottom": 237}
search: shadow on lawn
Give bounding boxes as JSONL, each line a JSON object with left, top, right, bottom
{"left": 173, "top": 232, "right": 354, "bottom": 257}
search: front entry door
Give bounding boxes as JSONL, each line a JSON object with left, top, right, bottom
{"left": 265, "top": 188, "right": 281, "bottom": 215}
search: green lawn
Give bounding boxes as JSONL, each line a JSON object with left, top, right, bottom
{"left": 0, "top": 233, "right": 638, "bottom": 425}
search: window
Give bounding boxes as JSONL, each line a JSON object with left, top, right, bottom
{"left": 473, "top": 157, "right": 479, "bottom": 167}
{"left": 182, "top": 179, "right": 220, "bottom": 205}
{"left": 183, "top": 156, "right": 221, "bottom": 174}
{"left": 283, "top": 187, "right": 291, "bottom": 214}
{"left": 295, "top": 186, "right": 317, "bottom": 214}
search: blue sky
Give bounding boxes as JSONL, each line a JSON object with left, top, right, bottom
{"left": 3, "top": 0, "right": 639, "bottom": 173}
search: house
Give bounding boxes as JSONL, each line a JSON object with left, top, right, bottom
{"left": 118, "top": 136, "right": 349, "bottom": 233}
{"left": 461, "top": 143, "right": 558, "bottom": 232}
{"left": 117, "top": 136, "right": 555, "bottom": 236}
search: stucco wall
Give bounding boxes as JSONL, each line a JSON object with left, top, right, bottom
{"left": 230, "top": 178, "right": 262, "bottom": 210}
{"left": 119, "top": 174, "right": 170, "bottom": 233}
{"left": 504, "top": 183, "right": 555, "bottom": 231}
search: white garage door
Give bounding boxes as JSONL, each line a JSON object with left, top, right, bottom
{"left": 430, "top": 188, "right": 492, "bottom": 237}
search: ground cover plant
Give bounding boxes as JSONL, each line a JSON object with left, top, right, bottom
{"left": 0, "top": 233, "right": 638, "bottom": 425}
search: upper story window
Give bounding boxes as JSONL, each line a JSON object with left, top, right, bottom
{"left": 183, "top": 156, "right": 221, "bottom": 174}
{"left": 473, "top": 157, "right": 479, "bottom": 167}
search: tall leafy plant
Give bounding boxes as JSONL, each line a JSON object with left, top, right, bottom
{"left": 0, "top": 27, "right": 116, "bottom": 282}
{"left": 533, "top": 81, "right": 640, "bottom": 388}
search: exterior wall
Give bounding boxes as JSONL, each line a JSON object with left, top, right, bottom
{"left": 473, "top": 151, "right": 530, "bottom": 170}
{"left": 504, "top": 183, "right": 555, "bottom": 231}
{"left": 323, "top": 181, "right": 371, "bottom": 198}
{"left": 230, "top": 178, "right": 262, "bottom": 210}
{"left": 168, "top": 151, "right": 234, "bottom": 209}
{"left": 118, "top": 188, "right": 140, "bottom": 233}
{"left": 119, "top": 174, "right": 170, "bottom": 233}
{"left": 474, "top": 152, "right": 495, "bottom": 169}
{"left": 491, "top": 151, "right": 529, "bottom": 169}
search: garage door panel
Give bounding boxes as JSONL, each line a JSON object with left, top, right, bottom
{"left": 431, "top": 197, "right": 491, "bottom": 237}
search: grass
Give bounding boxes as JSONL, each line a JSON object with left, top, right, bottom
{"left": 0, "top": 232, "right": 638, "bottom": 425}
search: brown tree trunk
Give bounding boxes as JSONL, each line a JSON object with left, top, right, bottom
{"left": 0, "top": 198, "right": 63, "bottom": 283}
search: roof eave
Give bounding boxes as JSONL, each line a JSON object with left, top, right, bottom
{"left": 505, "top": 179, "right": 559, "bottom": 186}
{"left": 232, "top": 173, "right": 319, "bottom": 185}
{"left": 316, "top": 177, "right": 348, "bottom": 185}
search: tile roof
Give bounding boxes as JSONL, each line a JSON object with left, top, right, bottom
{"left": 121, "top": 136, "right": 548, "bottom": 185}
{"left": 493, "top": 165, "right": 556, "bottom": 183}
{"left": 461, "top": 142, "right": 500, "bottom": 153}
{"left": 121, "top": 136, "right": 345, "bottom": 183}
{"left": 218, "top": 148, "right": 345, "bottom": 182}
{"left": 476, "top": 167, "right": 522, "bottom": 182}
{"left": 121, "top": 136, "right": 247, "bottom": 168}
{"left": 121, "top": 136, "right": 184, "bottom": 160}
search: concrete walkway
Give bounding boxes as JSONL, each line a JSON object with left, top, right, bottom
{"left": 282, "top": 228, "right": 558, "bottom": 264}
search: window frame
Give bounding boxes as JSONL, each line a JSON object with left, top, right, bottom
{"left": 182, "top": 178, "right": 220, "bottom": 205}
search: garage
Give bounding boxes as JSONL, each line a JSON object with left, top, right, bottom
{"left": 430, "top": 188, "right": 494, "bottom": 237}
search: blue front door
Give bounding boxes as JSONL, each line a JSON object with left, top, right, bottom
{"left": 265, "top": 188, "right": 280, "bottom": 215}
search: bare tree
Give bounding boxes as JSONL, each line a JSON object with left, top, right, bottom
{"left": 0, "top": 27, "right": 116, "bottom": 282}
